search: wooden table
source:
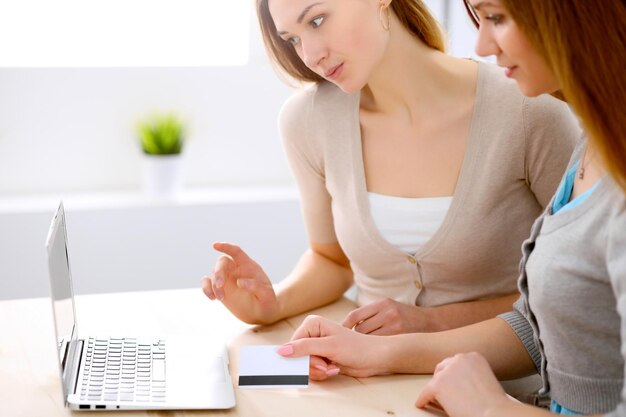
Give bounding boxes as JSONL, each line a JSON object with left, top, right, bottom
{"left": 0, "top": 288, "right": 444, "bottom": 416}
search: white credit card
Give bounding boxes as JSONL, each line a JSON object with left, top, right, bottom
{"left": 238, "top": 345, "right": 309, "bottom": 388}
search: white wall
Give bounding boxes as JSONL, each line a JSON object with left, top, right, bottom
{"left": 0, "top": 193, "right": 307, "bottom": 301}
{"left": 0, "top": 1, "right": 479, "bottom": 300}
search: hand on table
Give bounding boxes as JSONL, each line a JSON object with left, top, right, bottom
{"left": 201, "top": 242, "right": 280, "bottom": 324}
{"left": 277, "top": 315, "right": 390, "bottom": 381}
{"left": 415, "top": 352, "right": 512, "bottom": 417}
{"left": 342, "top": 298, "right": 428, "bottom": 335}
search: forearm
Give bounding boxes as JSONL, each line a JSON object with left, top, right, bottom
{"left": 275, "top": 249, "right": 353, "bottom": 320}
{"left": 422, "top": 293, "right": 519, "bottom": 332}
{"left": 383, "top": 317, "right": 536, "bottom": 380}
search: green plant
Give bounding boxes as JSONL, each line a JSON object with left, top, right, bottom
{"left": 137, "top": 113, "right": 185, "bottom": 155}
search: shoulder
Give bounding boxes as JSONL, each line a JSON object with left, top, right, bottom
{"left": 278, "top": 85, "right": 313, "bottom": 135}
{"left": 476, "top": 61, "right": 525, "bottom": 110}
{"left": 478, "top": 62, "right": 580, "bottom": 152}
{"left": 279, "top": 81, "right": 350, "bottom": 130}
{"left": 520, "top": 93, "right": 581, "bottom": 161}
{"left": 521, "top": 95, "right": 579, "bottom": 137}
{"left": 278, "top": 82, "right": 356, "bottom": 159}
{"left": 277, "top": 82, "right": 345, "bottom": 166}
{"left": 478, "top": 61, "right": 575, "bottom": 124}
{"left": 490, "top": 63, "right": 578, "bottom": 133}
{"left": 521, "top": 91, "right": 581, "bottom": 158}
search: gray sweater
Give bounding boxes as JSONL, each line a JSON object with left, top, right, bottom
{"left": 501, "top": 142, "right": 626, "bottom": 416}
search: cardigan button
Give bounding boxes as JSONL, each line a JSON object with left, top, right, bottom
{"left": 407, "top": 256, "right": 417, "bottom": 264}
{"left": 414, "top": 281, "right": 422, "bottom": 289}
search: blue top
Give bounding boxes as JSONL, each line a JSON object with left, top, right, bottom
{"left": 552, "top": 160, "right": 601, "bottom": 214}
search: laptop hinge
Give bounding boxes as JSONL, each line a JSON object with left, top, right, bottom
{"left": 64, "top": 338, "right": 84, "bottom": 399}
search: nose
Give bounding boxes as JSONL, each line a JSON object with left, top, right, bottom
{"left": 474, "top": 25, "right": 500, "bottom": 58}
{"left": 300, "top": 37, "right": 327, "bottom": 70}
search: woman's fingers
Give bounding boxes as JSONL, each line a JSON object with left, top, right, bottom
{"left": 211, "top": 255, "right": 237, "bottom": 300}
{"left": 353, "top": 315, "right": 384, "bottom": 335}
{"left": 415, "top": 355, "right": 452, "bottom": 409}
{"left": 213, "top": 255, "right": 235, "bottom": 286}
{"left": 343, "top": 305, "right": 388, "bottom": 335}
{"left": 200, "top": 276, "right": 215, "bottom": 300}
{"left": 213, "top": 242, "right": 253, "bottom": 265}
{"left": 415, "top": 377, "right": 440, "bottom": 409}
{"left": 341, "top": 304, "right": 375, "bottom": 329}
{"left": 290, "top": 315, "right": 337, "bottom": 341}
{"left": 310, "top": 356, "right": 340, "bottom": 380}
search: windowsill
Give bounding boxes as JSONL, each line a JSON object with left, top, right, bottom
{"left": 0, "top": 185, "right": 299, "bottom": 214}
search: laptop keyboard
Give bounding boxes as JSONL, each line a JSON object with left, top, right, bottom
{"left": 79, "top": 337, "right": 166, "bottom": 403}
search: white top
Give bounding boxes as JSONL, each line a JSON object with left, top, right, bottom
{"left": 367, "top": 192, "right": 453, "bottom": 254}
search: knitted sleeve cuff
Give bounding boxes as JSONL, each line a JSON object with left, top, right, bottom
{"left": 498, "top": 310, "right": 542, "bottom": 372}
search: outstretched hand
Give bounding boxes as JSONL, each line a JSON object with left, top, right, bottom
{"left": 201, "top": 242, "right": 280, "bottom": 324}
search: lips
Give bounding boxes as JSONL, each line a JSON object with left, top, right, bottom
{"left": 503, "top": 66, "right": 518, "bottom": 78}
{"left": 498, "top": 61, "right": 518, "bottom": 78}
{"left": 324, "top": 63, "right": 343, "bottom": 80}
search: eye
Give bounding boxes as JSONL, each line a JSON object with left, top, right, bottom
{"left": 286, "top": 36, "right": 301, "bottom": 46}
{"left": 310, "top": 16, "right": 324, "bottom": 28}
{"left": 484, "top": 14, "right": 504, "bottom": 26}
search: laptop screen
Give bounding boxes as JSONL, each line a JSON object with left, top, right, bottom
{"left": 46, "top": 202, "right": 79, "bottom": 400}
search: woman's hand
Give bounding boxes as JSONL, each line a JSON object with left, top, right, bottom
{"left": 415, "top": 352, "right": 513, "bottom": 417}
{"left": 277, "top": 315, "right": 391, "bottom": 381}
{"left": 342, "top": 298, "right": 430, "bottom": 335}
{"left": 343, "top": 294, "right": 522, "bottom": 335}
{"left": 201, "top": 242, "right": 280, "bottom": 324}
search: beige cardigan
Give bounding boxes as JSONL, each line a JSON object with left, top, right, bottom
{"left": 279, "top": 62, "right": 581, "bottom": 307}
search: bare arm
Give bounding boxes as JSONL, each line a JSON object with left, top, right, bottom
{"left": 274, "top": 242, "right": 354, "bottom": 320}
{"left": 421, "top": 293, "right": 519, "bottom": 331}
{"left": 282, "top": 315, "right": 536, "bottom": 381}
{"left": 386, "top": 317, "right": 535, "bottom": 380}
{"left": 201, "top": 241, "right": 353, "bottom": 325}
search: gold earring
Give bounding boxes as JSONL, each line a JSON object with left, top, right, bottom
{"left": 379, "top": 3, "right": 391, "bottom": 31}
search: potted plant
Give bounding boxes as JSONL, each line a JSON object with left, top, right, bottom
{"left": 137, "top": 113, "right": 186, "bottom": 198}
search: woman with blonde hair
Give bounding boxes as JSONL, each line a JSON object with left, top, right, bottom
{"left": 277, "top": 0, "right": 626, "bottom": 415}
{"left": 201, "top": 0, "right": 579, "bottom": 337}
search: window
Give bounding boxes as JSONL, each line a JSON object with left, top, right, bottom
{"left": 0, "top": 0, "right": 251, "bottom": 67}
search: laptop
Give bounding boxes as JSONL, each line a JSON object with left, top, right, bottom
{"left": 45, "top": 202, "right": 236, "bottom": 411}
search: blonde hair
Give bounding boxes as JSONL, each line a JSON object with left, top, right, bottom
{"left": 465, "top": 0, "right": 626, "bottom": 192}
{"left": 256, "top": 0, "right": 445, "bottom": 85}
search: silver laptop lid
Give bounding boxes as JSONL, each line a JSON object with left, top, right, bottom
{"left": 46, "top": 202, "right": 80, "bottom": 403}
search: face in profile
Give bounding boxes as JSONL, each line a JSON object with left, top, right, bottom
{"left": 469, "top": 0, "right": 560, "bottom": 96}
{"left": 268, "top": 0, "right": 391, "bottom": 93}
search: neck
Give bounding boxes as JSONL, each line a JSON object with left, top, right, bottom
{"left": 580, "top": 140, "right": 606, "bottom": 178}
{"left": 360, "top": 16, "right": 476, "bottom": 119}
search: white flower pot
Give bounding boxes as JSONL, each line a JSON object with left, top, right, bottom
{"left": 141, "top": 154, "right": 184, "bottom": 198}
